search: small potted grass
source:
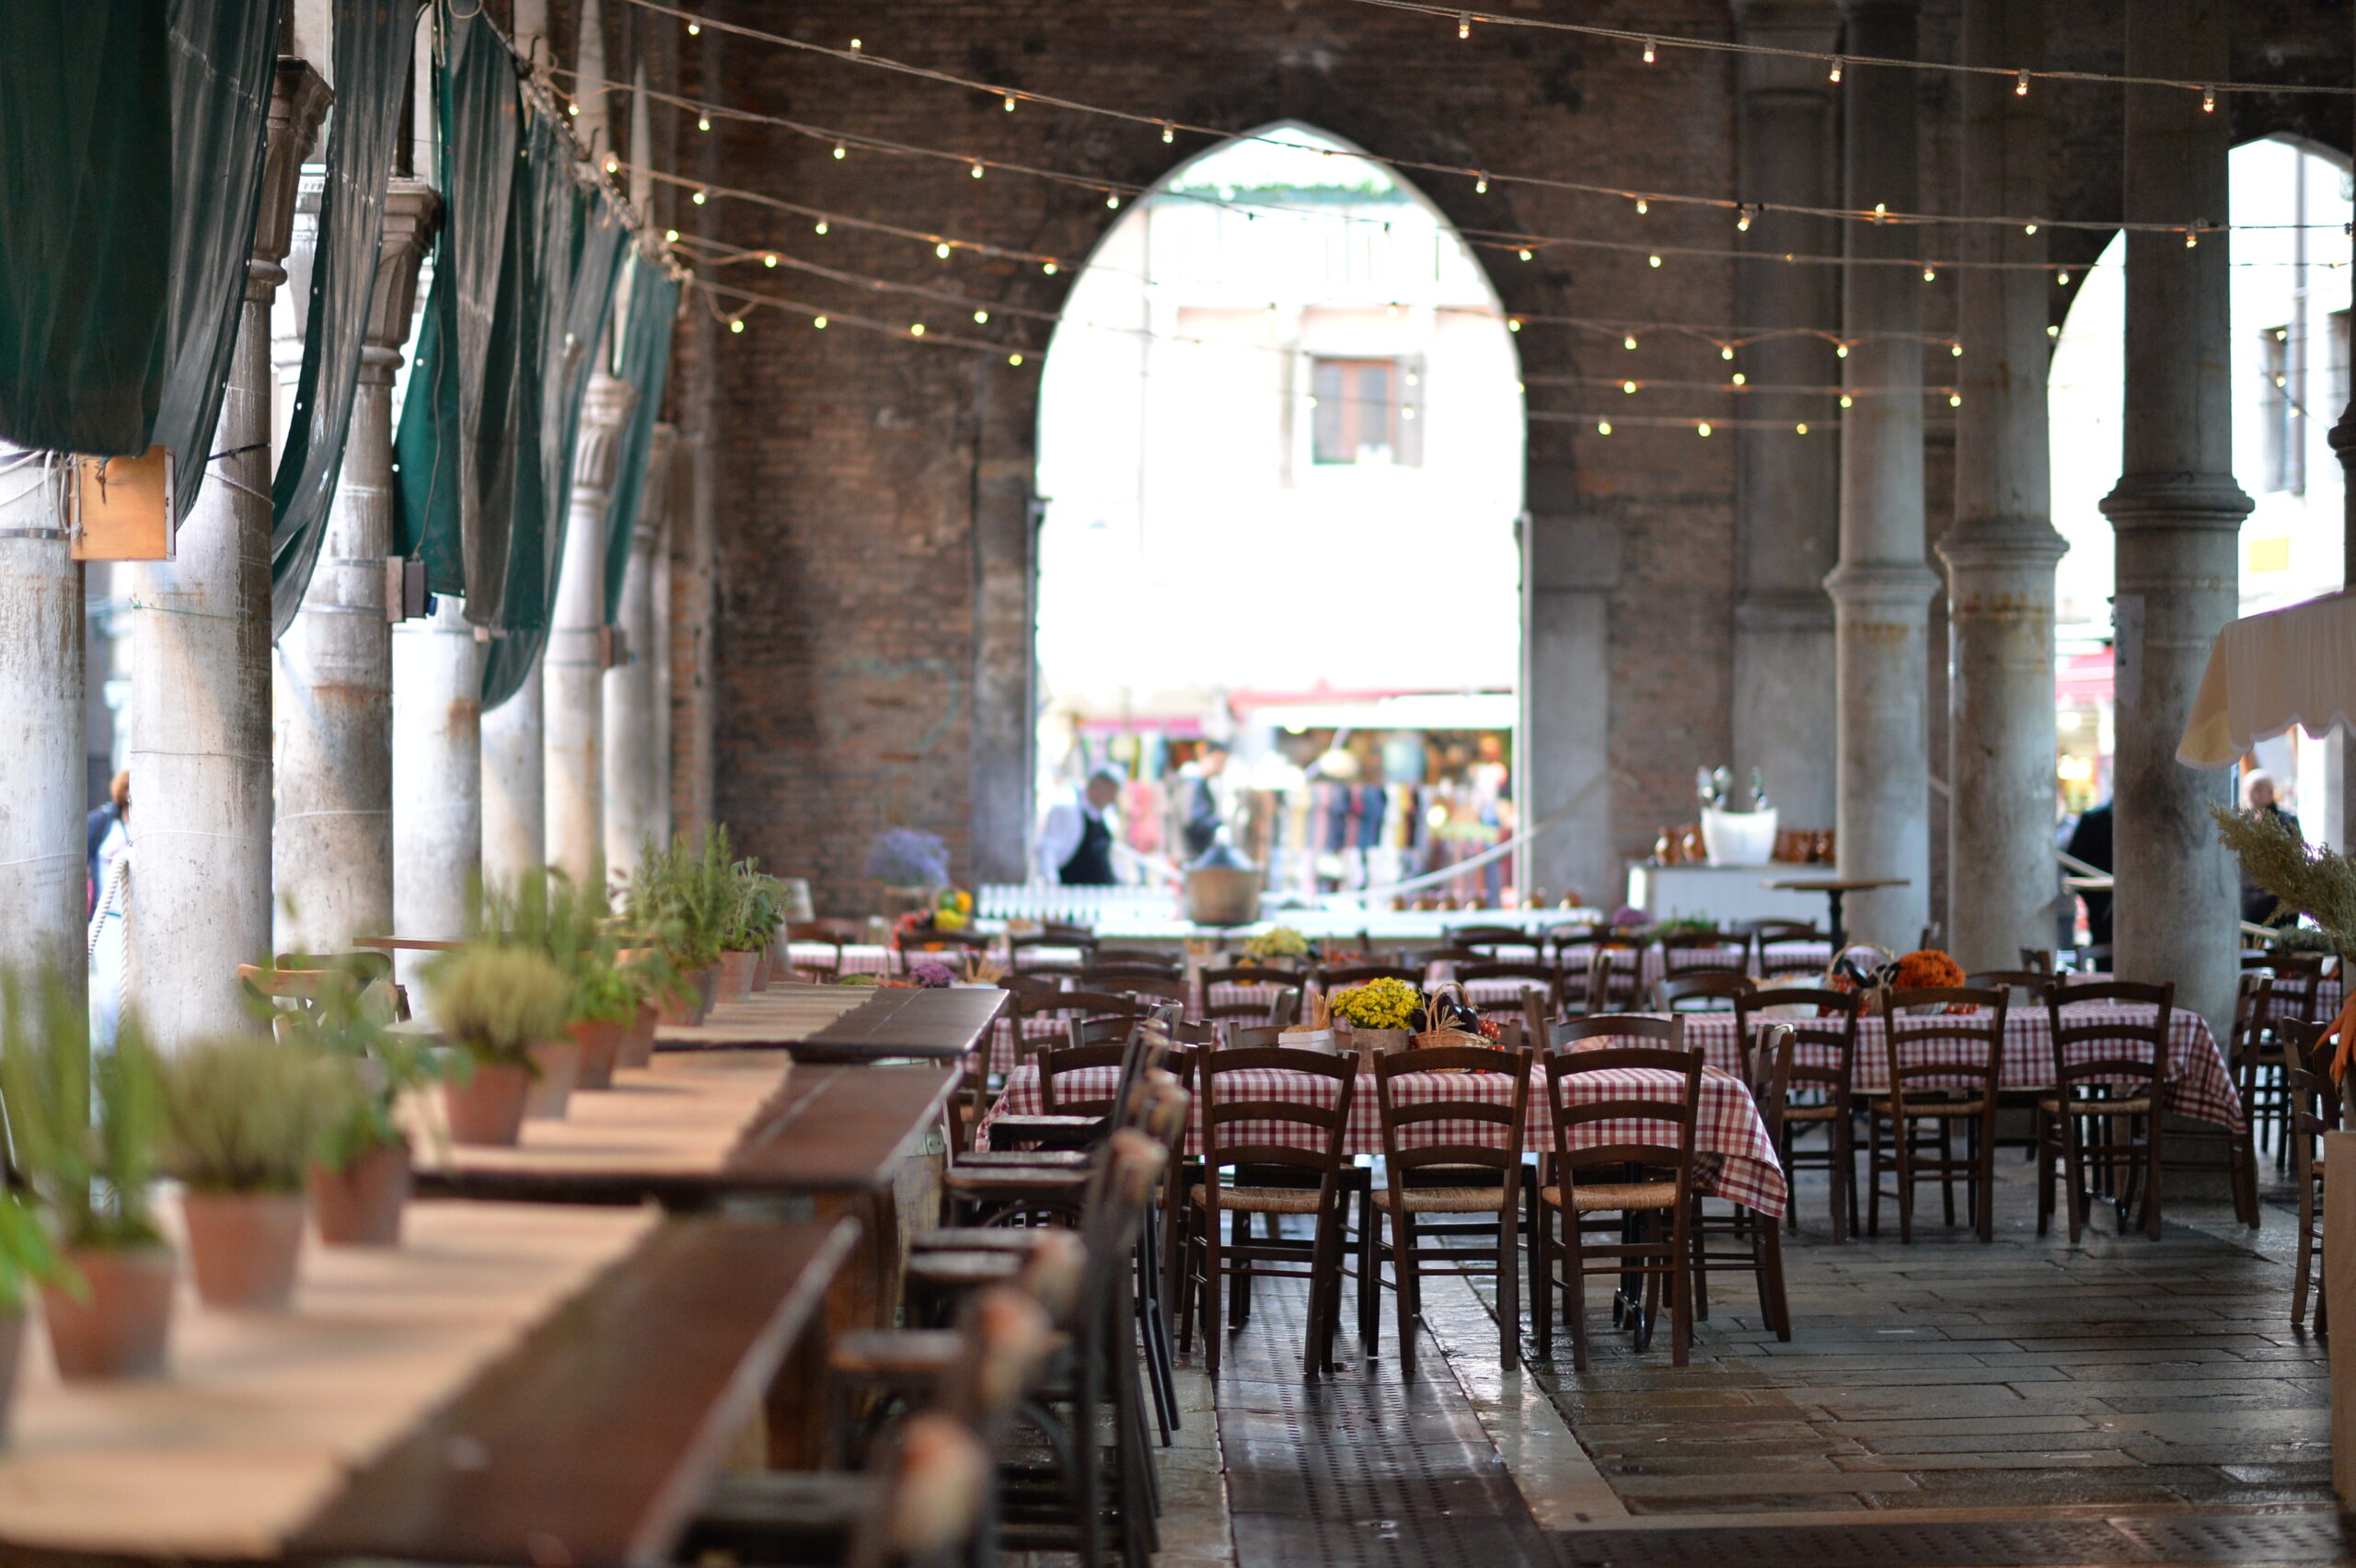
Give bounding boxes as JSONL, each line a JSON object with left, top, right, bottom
{"left": 274, "top": 977, "right": 435, "bottom": 1247}
{"left": 423, "top": 945, "right": 576, "bottom": 1144}
{"left": 163, "top": 1036, "right": 340, "bottom": 1310}
{"left": 482, "top": 869, "right": 633, "bottom": 1093}
{"left": 731, "top": 860, "right": 786, "bottom": 992}
{"left": 630, "top": 829, "right": 732, "bottom": 1023}
{"left": 0, "top": 972, "right": 173, "bottom": 1378}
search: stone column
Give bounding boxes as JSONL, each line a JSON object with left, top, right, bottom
{"left": 1730, "top": 0, "right": 1842, "bottom": 835}
{"left": 1940, "top": 0, "right": 2067, "bottom": 974}
{"left": 1825, "top": 0, "right": 1937, "bottom": 950}
{"left": 605, "top": 422, "right": 675, "bottom": 881}
{"left": 129, "top": 61, "right": 329, "bottom": 1048}
{"left": 1520, "top": 515, "right": 1618, "bottom": 910}
{"left": 2098, "top": 0, "right": 2250, "bottom": 1042}
{"left": 544, "top": 371, "right": 636, "bottom": 892}
{"left": 274, "top": 180, "right": 439, "bottom": 955}
{"left": 392, "top": 594, "right": 482, "bottom": 1000}
{"left": 0, "top": 446, "right": 85, "bottom": 982}
{"left": 482, "top": 662, "right": 543, "bottom": 887}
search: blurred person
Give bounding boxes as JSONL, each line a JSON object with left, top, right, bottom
{"left": 1179, "top": 741, "right": 1230, "bottom": 859}
{"left": 2064, "top": 795, "right": 2112, "bottom": 948}
{"left": 86, "top": 770, "right": 127, "bottom": 916}
{"left": 2239, "top": 769, "right": 2303, "bottom": 927}
{"left": 1036, "top": 768, "right": 1122, "bottom": 886}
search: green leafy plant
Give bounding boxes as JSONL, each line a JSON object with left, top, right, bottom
{"left": 725, "top": 859, "right": 786, "bottom": 953}
{"left": 629, "top": 827, "right": 738, "bottom": 969}
{"left": 255, "top": 963, "right": 440, "bottom": 1173}
{"left": 0, "top": 1192, "right": 65, "bottom": 1314}
{"left": 478, "top": 868, "right": 646, "bottom": 1025}
{"left": 0, "top": 969, "right": 166, "bottom": 1251}
{"left": 422, "top": 945, "right": 575, "bottom": 1066}
{"left": 163, "top": 1037, "right": 342, "bottom": 1195}
{"left": 1241, "top": 927, "right": 1310, "bottom": 963}
{"left": 2212, "top": 803, "right": 2356, "bottom": 956}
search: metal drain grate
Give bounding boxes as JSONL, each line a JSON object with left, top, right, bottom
{"left": 1553, "top": 1513, "right": 2353, "bottom": 1568}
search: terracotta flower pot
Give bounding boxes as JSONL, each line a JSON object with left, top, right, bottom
{"left": 43, "top": 1245, "right": 174, "bottom": 1380}
{"left": 658, "top": 966, "right": 715, "bottom": 1027}
{"left": 309, "top": 1142, "right": 411, "bottom": 1247}
{"left": 569, "top": 1017, "right": 629, "bottom": 1090}
{"left": 444, "top": 1060, "right": 532, "bottom": 1146}
{"left": 751, "top": 951, "right": 773, "bottom": 992}
{"left": 0, "top": 1309, "right": 22, "bottom": 1444}
{"left": 524, "top": 1039, "right": 582, "bottom": 1120}
{"left": 181, "top": 1190, "right": 306, "bottom": 1310}
{"left": 619, "top": 1003, "right": 658, "bottom": 1069}
{"left": 718, "top": 950, "right": 757, "bottom": 1002}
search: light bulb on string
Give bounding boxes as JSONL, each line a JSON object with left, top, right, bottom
{"left": 814, "top": 316, "right": 828, "bottom": 329}
{"left": 814, "top": 219, "right": 829, "bottom": 235}
{"left": 686, "top": 20, "right": 699, "bottom": 35}
{"left": 1475, "top": 173, "right": 1489, "bottom": 194}
{"left": 567, "top": 102, "right": 579, "bottom": 117}
{"left": 2047, "top": 323, "right": 2060, "bottom": 338}
{"left": 1720, "top": 345, "right": 1735, "bottom": 361}
{"left": 1839, "top": 393, "right": 1854, "bottom": 408}
{"left": 2185, "top": 228, "right": 2199, "bottom": 248}
{"left": 1829, "top": 55, "right": 1842, "bottom": 82}
{"left": 1647, "top": 254, "right": 1661, "bottom": 268}
{"left": 1161, "top": 122, "right": 1175, "bottom": 144}
{"left": 605, "top": 155, "right": 618, "bottom": 174}
{"left": 1507, "top": 317, "right": 1521, "bottom": 332}
{"left": 1622, "top": 380, "right": 1637, "bottom": 394}
{"left": 1518, "top": 247, "right": 1533, "bottom": 261}
{"left": 1872, "top": 202, "right": 1887, "bottom": 222}
{"left": 1795, "top": 422, "right": 1808, "bottom": 434}
{"left": 1458, "top": 11, "right": 1471, "bottom": 39}
{"left": 833, "top": 143, "right": 846, "bottom": 159}
{"left": 1634, "top": 197, "right": 1648, "bottom": 215}
{"left": 935, "top": 241, "right": 952, "bottom": 259}
{"left": 1043, "top": 260, "right": 1058, "bottom": 274}
{"left": 664, "top": 227, "right": 679, "bottom": 242}
{"left": 1835, "top": 343, "right": 1850, "bottom": 358}
{"left": 1104, "top": 192, "right": 1121, "bottom": 209}
{"left": 1948, "top": 392, "right": 1962, "bottom": 407}
{"left": 1736, "top": 205, "right": 1751, "bottom": 232}
{"left": 692, "top": 189, "right": 707, "bottom": 205}
{"left": 764, "top": 253, "right": 779, "bottom": 268}
{"left": 1950, "top": 342, "right": 1962, "bottom": 357}
{"left": 1623, "top": 334, "right": 1638, "bottom": 351}
{"left": 698, "top": 116, "right": 711, "bottom": 132}
{"left": 1922, "top": 265, "right": 1936, "bottom": 282}
{"left": 1642, "top": 37, "right": 1656, "bottom": 63}
{"left": 2015, "top": 69, "right": 2030, "bottom": 96}
{"left": 971, "top": 162, "right": 985, "bottom": 178}
{"left": 1003, "top": 95, "right": 1017, "bottom": 111}
{"left": 729, "top": 317, "right": 744, "bottom": 334}
{"left": 2024, "top": 221, "right": 2038, "bottom": 235}
{"left": 1009, "top": 353, "right": 1024, "bottom": 366}
{"left": 909, "top": 322, "right": 924, "bottom": 336}
{"left": 1697, "top": 421, "right": 1713, "bottom": 437}
{"left": 1731, "top": 373, "right": 1747, "bottom": 386}
{"left": 2201, "top": 86, "right": 2215, "bottom": 112}
{"left": 849, "top": 38, "right": 861, "bottom": 50}
{"left": 1597, "top": 421, "right": 1612, "bottom": 435}
{"left": 974, "top": 309, "right": 989, "bottom": 324}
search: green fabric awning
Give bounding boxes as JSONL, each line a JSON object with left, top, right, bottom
{"left": 269, "top": 0, "right": 415, "bottom": 640}
{"left": 154, "top": 0, "right": 287, "bottom": 523}
{"left": 601, "top": 253, "right": 677, "bottom": 623}
{"left": 0, "top": 0, "right": 172, "bottom": 456}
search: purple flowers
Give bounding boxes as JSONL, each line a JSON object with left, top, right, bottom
{"left": 866, "top": 826, "right": 951, "bottom": 887}
{"left": 910, "top": 962, "right": 956, "bottom": 988}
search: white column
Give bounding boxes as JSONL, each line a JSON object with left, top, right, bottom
{"left": 604, "top": 422, "right": 675, "bottom": 882}
{"left": 544, "top": 371, "right": 636, "bottom": 891}
{"left": 0, "top": 447, "right": 85, "bottom": 982}
{"left": 1941, "top": 0, "right": 2067, "bottom": 974}
{"left": 1520, "top": 517, "right": 1618, "bottom": 909}
{"left": 129, "top": 62, "right": 329, "bottom": 1047}
{"left": 2097, "top": 0, "right": 2250, "bottom": 1043}
{"left": 482, "top": 662, "right": 543, "bottom": 886}
{"left": 275, "top": 181, "right": 439, "bottom": 955}
{"left": 392, "top": 594, "right": 483, "bottom": 997}
{"left": 1826, "top": 0, "right": 1937, "bottom": 950}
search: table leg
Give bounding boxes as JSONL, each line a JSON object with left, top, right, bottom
{"left": 1825, "top": 889, "right": 1849, "bottom": 952}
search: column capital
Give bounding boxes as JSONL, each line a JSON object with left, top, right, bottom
{"left": 1824, "top": 559, "right": 1939, "bottom": 611}
{"left": 1938, "top": 518, "right": 2068, "bottom": 572}
{"left": 250, "top": 58, "right": 333, "bottom": 300}
{"left": 572, "top": 373, "right": 641, "bottom": 496}
{"left": 2097, "top": 473, "right": 2254, "bottom": 534}
{"left": 365, "top": 180, "right": 443, "bottom": 359}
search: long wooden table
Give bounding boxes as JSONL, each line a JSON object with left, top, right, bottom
{"left": 658, "top": 982, "right": 1006, "bottom": 1063}
{"left": 0, "top": 1199, "right": 857, "bottom": 1568}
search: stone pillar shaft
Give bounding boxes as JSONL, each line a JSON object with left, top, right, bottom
{"left": 275, "top": 180, "right": 438, "bottom": 954}
{"left": 2098, "top": 0, "right": 2250, "bottom": 1041}
{"left": 0, "top": 449, "right": 85, "bottom": 981}
{"left": 1521, "top": 518, "right": 1618, "bottom": 910}
{"left": 605, "top": 423, "right": 675, "bottom": 881}
{"left": 130, "top": 60, "right": 329, "bottom": 1047}
{"left": 1731, "top": 0, "right": 1842, "bottom": 833}
{"left": 545, "top": 371, "right": 636, "bottom": 894}
{"left": 392, "top": 594, "right": 481, "bottom": 1002}
{"left": 1942, "top": 0, "right": 2066, "bottom": 974}
{"left": 482, "top": 661, "right": 543, "bottom": 887}
{"left": 1827, "top": 0, "right": 1936, "bottom": 950}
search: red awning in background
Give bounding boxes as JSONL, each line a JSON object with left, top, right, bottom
{"left": 2057, "top": 649, "right": 2113, "bottom": 705}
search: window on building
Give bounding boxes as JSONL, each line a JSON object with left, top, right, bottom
{"left": 1311, "top": 356, "right": 1422, "bottom": 466}
{"left": 2258, "top": 325, "right": 2298, "bottom": 494}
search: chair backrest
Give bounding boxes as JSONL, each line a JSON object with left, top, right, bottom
{"left": 843, "top": 1412, "right": 993, "bottom": 1568}
{"left": 1734, "top": 986, "right": 1860, "bottom": 1098}
{"left": 1550, "top": 1012, "right": 1686, "bottom": 1052}
{"left": 2282, "top": 1018, "right": 2331, "bottom": 1080}
{"left": 941, "top": 1284, "right": 1056, "bottom": 1441}
{"left": 2017, "top": 947, "right": 2055, "bottom": 975}
{"left": 1100, "top": 974, "right": 1194, "bottom": 1014}
{"left": 1221, "top": 1022, "right": 1288, "bottom": 1051}
{"left": 1446, "top": 924, "right": 1545, "bottom": 961}
{"left": 1008, "top": 928, "right": 1092, "bottom": 975}
{"left": 1374, "top": 1043, "right": 1533, "bottom": 1183}
{"left": 1089, "top": 947, "right": 1181, "bottom": 974}
{"left": 1654, "top": 971, "right": 1753, "bottom": 1012}
{"left": 2045, "top": 978, "right": 2171, "bottom": 1101}
{"left": 1540, "top": 1041, "right": 1704, "bottom": 1187}
{"left": 903, "top": 928, "right": 991, "bottom": 954}
{"left": 1747, "top": 1023, "right": 1797, "bottom": 1150}
{"left": 1878, "top": 986, "right": 2007, "bottom": 1107}
{"left": 1195, "top": 1045, "right": 1357, "bottom": 1186}
{"left": 1199, "top": 966, "right": 1305, "bottom": 1025}
{"left": 1657, "top": 929, "right": 1746, "bottom": 977}
{"left": 1037, "top": 1017, "right": 1149, "bottom": 1116}
{"left": 2256, "top": 951, "right": 2327, "bottom": 1023}
{"left": 1738, "top": 920, "right": 1828, "bottom": 977}
{"left": 1456, "top": 962, "right": 1562, "bottom": 1020}
{"left": 1967, "top": 969, "right": 2055, "bottom": 1006}
{"left": 785, "top": 919, "right": 861, "bottom": 978}
{"left": 2070, "top": 941, "right": 2114, "bottom": 974}
{"left": 1317, "top": 963, "right": 1424, "bottom": 990}
{"left": 1580, "top": 939, "right": 1650, "bottom": 1012}
{"left": 2289, "top": 1065, "right": 2339, "bottom": 1181}
{"left": 2231, "top": 970, "right": 2275, "bottom": 1070}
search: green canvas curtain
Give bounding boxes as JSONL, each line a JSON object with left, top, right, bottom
{"left": 0, "top": 0, "right": 172, "bottom": 456}
{"left": 479, "top": 140, "right": 627, "bottom": 710}
{"left": 600, "top": 254, "right": 677, "bottom": 622}
{"left": 154, "top": 0, "right": 288, "bottom": 523}
{"left": 394, "top": 7, "right": 521, "bottom": 612}
{"left": 268, "top": 0, "right": 414, "bottom": 639}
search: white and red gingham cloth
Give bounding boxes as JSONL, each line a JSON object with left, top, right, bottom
{"left": 979, "top": 1058, "right": 1790, "bottom": 1216}
{"left": 1664, "top": 1002, "right": 2244, "bottom": 1132}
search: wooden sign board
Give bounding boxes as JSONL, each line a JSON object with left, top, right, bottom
{"left": 69, "top": 446, "right": 174, "bottom": 560}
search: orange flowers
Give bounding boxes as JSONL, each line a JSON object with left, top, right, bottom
{"left": 1892, "top": 949, "right": 1965, "bottom": 990}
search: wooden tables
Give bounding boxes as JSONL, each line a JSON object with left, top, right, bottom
{"left": 1759, "top": 876, "right": 1909, "bottom": 950}
{"left": 659, "top": 983, "right": 1006, "bottom": 1063}
{"left": 0, "top": 1199, "right": 854, "bottom": 1567}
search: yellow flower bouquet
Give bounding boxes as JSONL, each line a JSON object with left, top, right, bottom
{"left": 1328, "top": 976, "right": 1421, "bottom": 1031}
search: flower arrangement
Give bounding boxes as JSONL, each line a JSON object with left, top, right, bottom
{"left": 1329, "top": 976, "right": 1421, "bottom": 1031}
{"left": 910, "top": 962, "right": 956, "bottom": 988}
{"left": 895, "top": 888, "right": 976, "bottom": 946}
{"left": 1241, "top": 927, "right": 1310, "bottom": 964}
{"left": 866, "top": 827, "right": 952, "bottom": 889}
{"left": 1891, "top": 949, "right": 1966, "bottom": 991}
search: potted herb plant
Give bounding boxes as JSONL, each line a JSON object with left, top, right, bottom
{"left": 163, "top": 1036, "right": 339, "bottom": 1310}
{"left": 270, "top": 969, "right": 434, "bottom": 1247}
{"left": 630, "top": 829, "right": 733, "bottom": 1023}
{"left": 482, "top": 869, "right": 637, "bottom": 1091}
{"left": 0, "top": 972, "right": 173, "bottom": 1379}
{"left": 0, "top": 1191, "right": 64, "bottom": 1440}
{"left": 719, "top": 857, "right": 786, "bottom": 1001}
{"left": 422, "top": 945, "right": 576, "bottom": 1145}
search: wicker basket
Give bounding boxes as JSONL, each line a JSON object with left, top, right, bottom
{"left": 1412, "top": 980, "right": 1493, "bottom": 1059}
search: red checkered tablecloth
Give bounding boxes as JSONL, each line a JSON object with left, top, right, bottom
{"left": 786, "top": 942, "right": 902, "bottom": 976}
{"left": 979, "top": 1058, "right": 1788, "bottom": 1216}
{"left": 1667, "top": 1002, "right": 2244, "bottom": 1131}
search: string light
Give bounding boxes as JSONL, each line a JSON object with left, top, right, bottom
{"left": 2185, "top": 228, "right": 2199, "bottom": 248}
{"left": 1161, "top": 122, "right": 1175, "bottom": 144}
{"left": 1829, "top": 56, "right": 1843, "bottom": 83}
{"left": 686, "top": 20, "right": 699, "bottom": 34}
{"left": 1458, "top": 10, "right": 1471, "bottom": 38}
{"left": 1730, "top": 373, "right": 1747, "bottom": 386}
{"left": 1622, "top": 380, "right": 1638, "bottom": 394}
{"left": 2201, "top": 86, "right": 2216, "bottom": 112}
{"left": 1643, "top": 37, "right": 1657, "bottom": 63}
{"left": 1507, "top": 317, "right": 1522, "bottom": 332}
{"left": 2024, "top": 221, "right": 2038, "bottom": 235}
{"left": 974, "top": 309, "right": 989, "bottom": 323}
{"left": 1950, "top": 342, "right": 1962, "bottom": 356}
{"left": 1623, "top": 334, "right": 1639, "bottom": 350}
{"left": 2015, "top": 69, "right": 2030, "bottom": 96}
{"left": 1923, "top": 265, "right": 1936, "bottom": 281}
{"left": 2057, "top": 270, "right": 2070, "bottom": 284}
{"left": 909, "top": 322, "right": 925, "bottom": 335}
{"left": 664, "top": 227, "right": 679, "bottom": 242}
{"left": 1105, "top": 192, "right": 1122, "bottom": 209}
{"left": 1598, "top": 421, "right": 1612, "bottom": 434}
{"left": 1720, "top": 345, "right": 1734, "bottom": 360}
{"left": 764, "top": 252, "right": 779, "bottom": 267}
{"left": 1003, "top": 94, "right": 1017, "bottom": 111}
{"left": 698, "top": 115, "right": 711, "bottom": 132}
{"left": 1635, "top": 197, "right": 1649, "bottom": 215}
{"left": 1835, "top": 343, "right": 1850, "bottom": 358}
{"left": 1519, "top": 247, "right": 1533, "bottom": 261}
{"left": 1043, "top": 260, "right": 1057, "bottom": 274}
{"left": 1796, "top": 422, "right": 1808, "bottom": 434}
{"left": 729, "top": 317, "right": 744, "bottom": 333}
{"left": 814, "top": 315, "right": 827, "bottom": 329}
{"left": 605, "top": 154, "right": 619, "bottom": 173}
{"left": 971, "top": 162, "right": 985, "bottom": 178}
{"left": 1840, "top": 394, "right": 1854, "bottom": 408}
{"left": 567, "top": 101, "right": 580, "bottom": 116}
{"left": 2048, "top": 323, "right": 2060, "bottom": 337}
{"left": 1009, "top": 353, "right": 1024, "bottom": 365}
{"left": 1475, "top": 173, "right": 1489, "bottom": 194}
{"left": 849, "top": 37, "right": 861, "bottom": 50}
{"left": 1948, "top": 392, "right": 1962, "bottom": 407}
{"left": 1647, "top": 253, "right": 1661, "bottom": 268}
{"left": 692, "top": 189, "right": 707, "bottom": 204}
{"left": 833, "top": 143, "right": 846, "bottom": 159}
{"left": 1736, "top": 205, "right": 1751, "bottom": 232}
{"left": 1697, "top": 421, "right": 1713, "bottom": 436}
{"left": 814, "top": 218, "right": 829, "bottom": 234}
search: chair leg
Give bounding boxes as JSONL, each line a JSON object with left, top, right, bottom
{"left": 1895, "top": 1116, "right": 1916, "bottom": 1245}
{"left": 1358, "top": 1184, "right": 1380, "bottom": 1355}
{"left": 1394, "top": 1209, "right": 1419, "bottom": 1383}
{"left": 1201, "top": 1207, "right": 1224, "bottom": 1378}
{"left": 1668, "top": 1209, "right": 1693, "bottom": 1367}
{"left": 2294, "top": 1175, "right": 2317, "bottom": 1328}
{"left": 1867, "top": 1111, "right": 1885, "bottom": 1239}
{"left": 1530, "top": 1189, "right": 1554, "bottom": 1361}
{"left": 1976, "top": 1114, "right": 1996, "bottom": 1244}
{"left": 1937, "top": 1117, "right": 1958, "bottom": 1228}
{"left": 2142, "top": 1116, "right": 2165, "bottom": 1241}
{"left": 2035, "top": 1108, "right": 2055, "bottom": 1237}
{"left": 1830, "top": 1113, "right": 1854, "bottom": 1245}
{"left": 1756, "top": 1213, "right": 1792, "bottom": 1340}
{"left": 1497, "top": 1193, "right": 1522, "bottom": 1368}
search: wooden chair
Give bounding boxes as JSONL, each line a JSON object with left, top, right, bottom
{"left": 686, "top": 1409, "right": 996, "bottom": 1568}
{"left": 1578, "top": 937, "right": 1650, "bottom": 1015}
{"left": 1197, "top": 967, "right": 1302, "bottom": 1029}
{"left": 1316, "top": 962, "right": 1424, "bottom": 991}
{"left": 1369, "top": 1044, "right": 1532, "bottom": 1378}
{"left": 2258, "top": 950, "right": 2328, "bottom": 1025}
{"left": 1550, "top": 1012, "right": 1686, "bottom": 1052}
{"left": 899, "top": 928, "right": 992, "bottom": 965}
{"left": 2018, "top": 948, "right": 2056, "bottom": 975}
{"left": 1446, "top": 924, "right": 1545, "bottom": 962}
{"left": 1009, "top": 926, "right": 1095, "bottom": 978}
{"left": 2231, "top": 970, "right": 2286, "bottom": 1169}
{"left": 787, "top": 918, "right": 864, "bottom": 981}
{"left": 1692, "top": 1022, "right": 1794, "bottom": 1340}
{"left": 1181, "top": 1046, "right": 1358, "bottom": 1378}
{"left": 1968, "top": 970, "right": 2056, "bottom": 1006}
{"left": 1082, "top": 962, "right": 1185, "bottom": 990}
{"left": 1530, "top": 1032, "right": 1703, "bottom": 1370}
{"left": 1868, "top": 986, "right": 2007, "bottom": 1243}
{"left": 1735, "top": 986, "right": 1862, "bottom": 1241}
{"left": 1733, "top": 919, "right": 1828, "bottom": 979}
{"left": 2069, "top": 941, "right": 2114, "bottom": 974}
{"left": 1089, "top": 947, "right": 1181, "bottom": 974}
{"left": 1088, "top": 973, "right": 1194, "bottom": 1017}
{"left": 1657, "top": 929, "right": 1747, "bottom": 980}
{"left": 1457, "top": 961, "right": 1562, "bottom": 1024}
{"left": 2036, "top": 980, "right": 2171, "bottom": 1241}
{"left": 2287, "top": 1022, "right": 2333, "bottom": 1336}
{"left": 1655, "top": 972, "right": 1752, "bottom": 1013}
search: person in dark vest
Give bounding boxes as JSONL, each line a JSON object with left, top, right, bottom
{"left": 1036, "top": 768, "right": 1123, "bottom": 885}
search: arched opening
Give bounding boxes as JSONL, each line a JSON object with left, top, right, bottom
{"left": 1031, "top": 124, "right": 1526, "bottom": 897}
{"left": 2049, "top": 135, "right": 2352, "bottom": 837}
